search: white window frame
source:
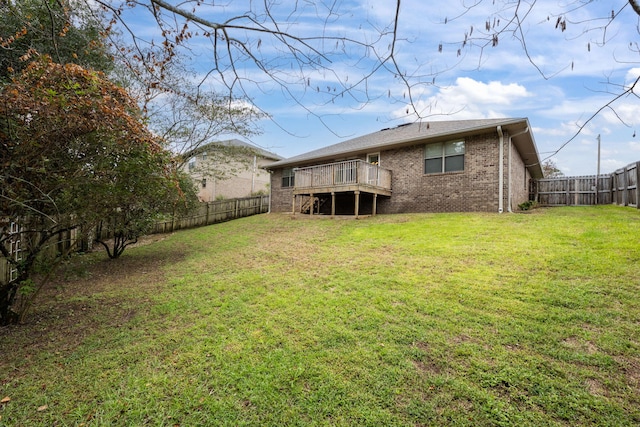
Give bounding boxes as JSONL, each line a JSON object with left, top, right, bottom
{"left": 282, "top": 168, "right": 295, "bottom": 188}
{"left": 424, "top": 140, "right": 465, "bottom": 174}
{"left": 367, "top": 152, "right": 380, "bottom": 166}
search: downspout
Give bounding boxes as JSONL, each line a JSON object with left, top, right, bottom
{"left": 497, "top": 126, "right": 504, "bottom": 213}
{"left": 251, "top": 155, "right": 257, "bottom": 194}
{"left": 267, "top": 170, "right": 273, "bottom": 214}
{"left": 508, "top": 139, "right": 513, "bottom": 212}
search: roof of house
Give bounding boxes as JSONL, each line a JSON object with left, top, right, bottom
{"left": 185, "top": 139, "right": 283, "bottom": 161}
{"left": 265, "top": 118, "right": 543, "bottom": 178}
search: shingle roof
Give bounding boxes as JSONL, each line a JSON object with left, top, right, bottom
{"left": 221, "top": 139, "right": 283, "bottom": 161}
{"left": 186, "top": 139, "right": 283, "bottom": 161}
{"left": 265, "top": 118, "right": 543, "bottom": 178}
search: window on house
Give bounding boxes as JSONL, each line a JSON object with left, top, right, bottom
{"left": 282, "top": 168, "right": 295, "bottom": 188}
{"left": 201, "top": 178, "right": 207, "bottom": 188}
{"left": 188, "top": 158, "right": 196, "bottom": 171}
{"left": 424, "top": 140, "right": 465, "bottom": 174}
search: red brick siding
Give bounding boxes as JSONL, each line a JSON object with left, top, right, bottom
{"left": 509, "top": 141, "right": 532, "bottom": 210}
{"left": 270, "top": 169, "right": 295, "bottom": 212}
{"left": 269, "top": 131, "right": 532, "bottom": 213}
{"left": 377, "top": 132, "right": 501, "bottom": 213}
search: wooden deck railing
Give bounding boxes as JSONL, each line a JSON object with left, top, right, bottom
{"left": 294, "top": 160, "right": 391, "bottom": 191}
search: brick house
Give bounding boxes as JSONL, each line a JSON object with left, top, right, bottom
{"left": 265, "top": 118, "right": 543, "bottom": 216}
{"left": 183, "top": 139, "right": 283, "bottom": 202}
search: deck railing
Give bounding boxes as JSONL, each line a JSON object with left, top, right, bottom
{"left": 294, "top": 160, "right": 391, "bottom": 191}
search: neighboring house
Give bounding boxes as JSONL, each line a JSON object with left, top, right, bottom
{"left": 183, "top": 139, "right": 283, "bottom": 202}
{"left": 265, "top": 118, "right": 543, "bottom": 216}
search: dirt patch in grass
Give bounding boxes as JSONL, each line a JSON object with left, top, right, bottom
{"left": 614, "top": 356, "right": 640, "bottom": 393}
{"left": 585, "top": 378, "right": 606, "bottom": 396}
{"left": 562, "top": 336, "right": 599, "bottom": 355}
{"left": 412, "top": 341, "right": 445, "bottom": 376}
{"left": 0, "top": 235, "right": 184, "bottom": 362}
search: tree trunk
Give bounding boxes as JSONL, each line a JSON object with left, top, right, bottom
{"left": 0, "top": 280, "right": 20, "bottom": 325}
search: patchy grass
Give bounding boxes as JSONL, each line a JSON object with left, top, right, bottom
{"left": 1, "top": 206, "right": 639, "bottom": 426}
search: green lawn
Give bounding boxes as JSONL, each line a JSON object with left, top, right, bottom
{"left": 1, "top": 206, "right": 639, "bottom": 426}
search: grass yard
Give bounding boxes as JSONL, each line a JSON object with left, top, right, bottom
{"left": 1, "top": 206, "right": 639, "bottom": 426}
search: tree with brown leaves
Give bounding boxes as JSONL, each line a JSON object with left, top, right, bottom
{"left": 0, "top": 59, "right": 194, "bottom": 324}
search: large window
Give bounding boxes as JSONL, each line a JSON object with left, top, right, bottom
{"left": 282, "top": 168, "right": 295, "bottom": 187}
{"left": 424, "top": 140, "right": 465, "bottom": 174}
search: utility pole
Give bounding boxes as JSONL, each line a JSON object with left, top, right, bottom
{"left": 596, "top": 134, "right": 601, "bottom": 205}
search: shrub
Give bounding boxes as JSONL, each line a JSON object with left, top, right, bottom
{"left": 518, "top": 200, "right": 538, "bottom": 211}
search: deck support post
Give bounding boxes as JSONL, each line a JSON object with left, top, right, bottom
{"left": 354, "top": 191, "right": 360, "bottom": 218}
{"left": 372, "top": 193, "right": 377, "bottom": 216}
{"left": 331, "top": 192, "right": 336, "bottom": 217}
{"left": 292, "top": 194, "right": 296, "bottom": 215}
{"left": 309, "top": 193, "right": 314, "bottom": 216}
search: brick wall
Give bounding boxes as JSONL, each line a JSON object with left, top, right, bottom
{"left": 269, "top": 130, "right": 533, "bottom": 214}
{"left": 377, "top": 132, "right": 501, "bottom": 213}
{"left": 508, "top": 141, "right": 532, "bottom": 210}
{"left": 270, "top": 168, "right": 295, "bottom": 212}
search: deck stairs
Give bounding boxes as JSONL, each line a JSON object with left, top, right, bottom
{"left": 300, "top": 197, "right": 327, "bottom": 214}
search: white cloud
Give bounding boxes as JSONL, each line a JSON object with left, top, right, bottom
{"left": 121, "top": 0, "right": 638, "bottom": 176}
{"left": 392, "top": 77, "right": 531, "bottom": 119}
{"left": 600, "top": 158, "right": 627, "bottom": 172}
{"left": 533, "top": 119, "right": 589, "bottom": 138}
{"left": 601, "top": 102, "right": 640, "bottom": 127}
{"left": 629, "top": 141, "right": 640, "bottom": 152}
{"left": 626, "top": 68, "right": 640, "bottom": 84}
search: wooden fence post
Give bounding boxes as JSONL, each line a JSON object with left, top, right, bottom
{"left": 623, "top": 167, "right": 629, "bottom": 206}
{"left": 636, "top": 162, "right": 640, "bottom": 209}
{"left": 615, "top": 171, "right": 620, "bottom": 205}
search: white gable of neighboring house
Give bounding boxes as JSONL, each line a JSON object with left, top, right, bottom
{"left": 183, "top": 139, "right": 282, "bottom": 202}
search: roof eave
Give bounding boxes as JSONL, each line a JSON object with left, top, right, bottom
{"left": 502, "top": 119, "right": 543, "bottom": 179}
{"left": 265, "top": 118, "right": 533, "bottom": 170}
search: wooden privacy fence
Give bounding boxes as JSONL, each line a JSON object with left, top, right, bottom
{"left": 0, "top": 223, "right": 81, "bottom": 289}
{"left": 1, "top": 195, "right": 269, "bottom": 286}
{"left": 151, "top": 195, "right": 270, "bottom": 233}
{"left": 532, "top": 160, "right": 639, "bottom": 208}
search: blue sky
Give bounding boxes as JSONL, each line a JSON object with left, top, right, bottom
{"left": 118, "top": 0, "right": 640, "bottom": 176}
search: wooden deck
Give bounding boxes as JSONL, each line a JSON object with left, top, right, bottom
{"left": 293, "top": 160, "right": 392, "bottom": 196}
{"left": 291, "top": 160, "right": 392, "bottom": 216}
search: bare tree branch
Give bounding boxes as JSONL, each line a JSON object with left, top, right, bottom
{"left": 531, "top": 75, "right": 640, "bottom": 167}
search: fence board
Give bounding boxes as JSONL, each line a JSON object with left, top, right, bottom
{"left": 536, "top": 175, "right": 601, "bottom": 206}
{"left": 535, "top": 161, "right": 639, "bottom": 208}
{"left": 2, "top": 195, "right": 270, "bottom": 287}
{"left": 151, "top": 195, "right": 269, "bottom": 233}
